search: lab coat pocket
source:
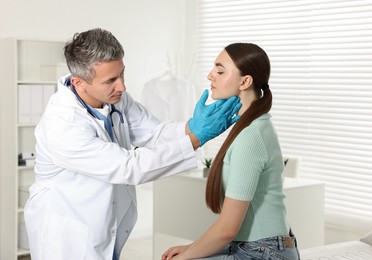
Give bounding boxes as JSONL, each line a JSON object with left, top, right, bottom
{"left": 42, "top": 214, "right": 89, "bottom": 260}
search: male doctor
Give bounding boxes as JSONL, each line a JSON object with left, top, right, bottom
{"left": 24, "top": 28, "right": 241, "bottom": 260}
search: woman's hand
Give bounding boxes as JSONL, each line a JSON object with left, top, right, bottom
{"left": 161, "top": 245, "right": 190, "bottom": 260}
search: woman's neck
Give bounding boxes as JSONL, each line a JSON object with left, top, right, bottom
{"left": 237, "top": 89, "right": 257, "bottom": 116}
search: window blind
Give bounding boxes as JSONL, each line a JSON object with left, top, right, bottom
{"left": 195, "top": 0, "right": 372, "bottom": 231}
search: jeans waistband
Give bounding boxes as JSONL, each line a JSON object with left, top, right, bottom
{"left": 238, "top": 232, "right": 296, "bottom": 251}
{"left": 277, "top": 235, "right": 293, "bottom": 249}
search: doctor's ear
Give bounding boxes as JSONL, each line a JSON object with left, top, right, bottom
{"left": 71, "top": 77, "right": 86, "bottom": 92}
{"left": 239, "top": 75, "right": 253, "bottom": 91}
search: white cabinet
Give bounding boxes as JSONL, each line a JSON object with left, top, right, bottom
{"left": 153, "top": 170, "right": 325, "bottom": 259}
{"left": 0, "top": 38, "right": 67, "bottom": 259}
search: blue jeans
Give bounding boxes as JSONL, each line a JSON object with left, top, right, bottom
{"left": 195, "top": 234, "right": 300, "bottom": 260}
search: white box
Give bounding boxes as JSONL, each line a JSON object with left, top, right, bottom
{"left": 18, "top": 158, "right": 35, "bottom": 167}
{"left": 24, "top": 159, "right": 35, "bottom": 167}
{"left": 18, "top": 152, "right": 35, "bottom": 160}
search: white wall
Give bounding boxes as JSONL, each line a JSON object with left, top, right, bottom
{"left": 0, "top": 0, "right": 189, "bottom": 100}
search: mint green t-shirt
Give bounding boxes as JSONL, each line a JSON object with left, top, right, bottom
{"left": 222, "top": 113, "right": 290, "bottom": 242}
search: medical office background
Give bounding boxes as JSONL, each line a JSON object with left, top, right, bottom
{"left": 0, "top": 0, "right": 371, "bottom": 256}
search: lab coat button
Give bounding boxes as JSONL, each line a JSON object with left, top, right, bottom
{"left": 125, "top": 230, "right": 129, "bottom": 234}
{"left": 111, "top": 229, "right": 116, "bottom": 236}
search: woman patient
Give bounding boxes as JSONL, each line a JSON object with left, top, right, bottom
{"left": 162, "top": 43, "right": 301, "bottom": 260}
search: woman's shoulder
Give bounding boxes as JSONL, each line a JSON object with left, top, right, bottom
{"left": 239, "top": 113, "right": 271, "bottom": 133}
{"left": 230, "top": 114, "right": 274, "bottom": 149}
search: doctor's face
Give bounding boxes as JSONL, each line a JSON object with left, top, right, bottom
{"left": 207, "top": 50, "right": 243, "bottom": 100}
{"left": 78, "top": 59, "right": 126, "bottom": 108}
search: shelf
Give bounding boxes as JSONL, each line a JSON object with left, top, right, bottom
{"left": 0, "top": 37, "right": 64, "bottom": 259}
{"left": 17, "top": 124, "right": 36, "bottom": 128}
{"left": 17, "top": 80, "right": 57, "bottom": 85}
{"left": 17, "top": 248, "right": 30, "bottom": 256}
{"left": 18, "top": 166, "right": 35, "bottom": 171}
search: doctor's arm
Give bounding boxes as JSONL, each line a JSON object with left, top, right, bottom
{"left": 162, "top": 197, "right": 249, "bottom": 260}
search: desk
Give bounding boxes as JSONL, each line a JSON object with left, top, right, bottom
{"left": 153, "top": 170, "right": 324, "bottom": 259}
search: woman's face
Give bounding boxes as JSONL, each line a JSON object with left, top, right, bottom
{"left": 207, "top": 50, "right": 243, "bottom": 100}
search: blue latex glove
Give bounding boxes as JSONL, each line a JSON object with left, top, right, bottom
{"left": 188, "top": 89, "right": 241, "bottom": 146}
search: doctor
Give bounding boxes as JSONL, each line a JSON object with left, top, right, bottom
{"left": 24, "top": 28, "right": 241, "bottom": 260}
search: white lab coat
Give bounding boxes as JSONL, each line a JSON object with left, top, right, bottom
{"left": 24, "top": 75, "right": 197, "bottom": 260}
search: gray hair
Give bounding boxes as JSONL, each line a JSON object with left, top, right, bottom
{"left": 64, "top": 28, "right": 124, "bottom": 83}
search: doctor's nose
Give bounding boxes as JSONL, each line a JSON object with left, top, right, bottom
{"left": 117, "top": 79, "right": 126, "bottom": 92}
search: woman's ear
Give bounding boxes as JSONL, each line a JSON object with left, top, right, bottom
{"left": 239, "top": 75, "right": 253, "bottom": 91}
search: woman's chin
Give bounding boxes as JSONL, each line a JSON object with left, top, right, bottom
{"left": 211, "top": 94, "right": 229, "bottom": 100}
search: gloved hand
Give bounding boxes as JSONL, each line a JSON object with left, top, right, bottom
{"left": 188, "top": 89, "right": 241, "bottom": 146}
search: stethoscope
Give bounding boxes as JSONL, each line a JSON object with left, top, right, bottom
{"left": 66, "top": 79, "right": 124, "bottom": 141}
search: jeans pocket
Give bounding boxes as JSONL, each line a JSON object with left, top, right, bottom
{"left": 262, "top": 249, "right": 291, "bottom": 260}
{"left": 236, "top": 241, "right": 294, "bottom": 260}
{"left": 236, "top": 241, "right": 265, "bottom": 259}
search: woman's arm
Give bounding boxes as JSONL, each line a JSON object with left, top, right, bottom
{"left": 162, "top": 197, "right": 249, "bottom": 260}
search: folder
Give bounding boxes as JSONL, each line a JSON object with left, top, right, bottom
{"left": 43, "top": 85, "right": 56, "bottom": 110}
{"left": 31, "top": 85, "right": 43, "bottom": 124}
{"left": 18, "top": 85, "right": 32, "bottom": 124}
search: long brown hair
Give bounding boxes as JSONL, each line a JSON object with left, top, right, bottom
{"left": 205, "top": 43, "right": 272, "bottom": 213}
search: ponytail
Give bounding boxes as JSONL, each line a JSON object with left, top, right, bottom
{"left": 205, "top": 89, "right": 272, "bottom": 213}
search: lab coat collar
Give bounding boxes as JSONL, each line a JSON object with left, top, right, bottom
{"left": 57, "top": 74, "right": 87, "bottom": 110}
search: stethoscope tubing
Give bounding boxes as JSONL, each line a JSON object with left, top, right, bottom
{"left": 69, "top": 81, "right": 124, "bottom": 126}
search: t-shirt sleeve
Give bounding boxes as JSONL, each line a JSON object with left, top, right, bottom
{"left": 224, "top": 127, "right": 268, "bottom": 201}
